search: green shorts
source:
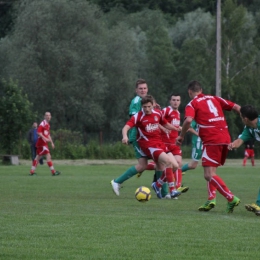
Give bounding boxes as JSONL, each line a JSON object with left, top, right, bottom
{"left": 131, "top": 140, "right": 143, "bottom": 159}
{"left": 191, "top": 146, "right": 202, "bottom": 161}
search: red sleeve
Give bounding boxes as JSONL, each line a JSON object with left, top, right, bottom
{"left": 37, "top": 125, "right": 43, "bottom": 134}
{"left": 126, "top": 115, "right": 136, "bottom": 128}
{"left": 214, "top": 96, "right": 235, "bottom": 111}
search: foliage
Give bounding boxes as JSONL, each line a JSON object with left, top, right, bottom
{"left": 0, "top": 0, "right": 260, "bottom": 148}
{"left": 0, "top": 79, "right": 34, "bottom": 154}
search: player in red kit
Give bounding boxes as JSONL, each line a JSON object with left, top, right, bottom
{"left": 160, "top": 94, "right": 188, "bottom": 195}
{"left": 122, "top": 95, "right": 181, "bottom": 199}
{"left": 176, "top": 80, "right": 240, "bottom": 213}
{"left": 29, "top": 112, "right": 60, "bottom": 176}
{"left": 243, "top": 139, "right": 255, "bottom": 166}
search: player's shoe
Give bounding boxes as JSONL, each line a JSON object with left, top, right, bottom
{"left": 29, "top": 172, "right": 37, "bottom": 176}
{"left": 52, "top": 171, "right": 61, "bottom": 176}
{"left": 198, "top": 199, "right": 216, "bottom": 211}
{"left": 136, "top": 173, "right": 142, "bottom": 178}
{"left": 177, "top": 186, "right": 189, "bottom": 193}
{"left": 226, "top": 196, "right": 240, "bottom": 213}
{"left": 162, "top": 194, "right": 171, "bottom": 199}
{"left": 170, "top": 190, "right": 181, "bottom": 199}
{"left": 151, "top": 182, "right": 162, "bottom": 199}
{"left": 110, "top": 180, "right": 121, "bottom": 196}
{"left": 245, "top": 203, "right": 260, "bottom": 216}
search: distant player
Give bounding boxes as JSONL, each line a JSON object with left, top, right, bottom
{"left": 160, "top": 94, "right": 188, "bottom": 194}
{"left": 243, "top": 139, "right": 255, "bottom": 166}
{"left": 29, "top": 112, "right": 60, "bottom": 176}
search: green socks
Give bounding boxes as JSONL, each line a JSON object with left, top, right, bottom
{"left": 114, "top": 166, "right": 138, "bottom": 184}
{"left": 181, "top": 163, "right": 189, "bottom": 172}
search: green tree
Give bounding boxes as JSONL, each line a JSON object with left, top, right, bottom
{"left": 0, "top": 79, "right": 34, "bottom": 154}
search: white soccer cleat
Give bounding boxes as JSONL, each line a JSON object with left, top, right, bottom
{"left": 110, "top": 180, "right": 121, "bottom": 196}
{"left": 162, "top": 194, "right": 171, "bottom": 199}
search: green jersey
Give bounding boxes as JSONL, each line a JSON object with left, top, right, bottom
{"left": 128, "top": 96, "right": 142, "bottom": 143}
{"left": 190, "top": 120, "right": 203, "bottom": 160}
{"left": 238, "top": 116, "right": 260, "bottom": 142}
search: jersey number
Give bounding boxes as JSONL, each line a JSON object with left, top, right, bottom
{"left": 206, "top": 100, "right": 219, "bottom": 116}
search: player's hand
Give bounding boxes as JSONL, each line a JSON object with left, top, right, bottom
{"left": 122, "top": 137, "right": 129, "bottom": 145}
{"left": 228, "top": 143, "right": 234, "bottom": 150}
{"left": 177, "top": 126, "right": 182, "bottom": 131}
{"left": 51, "top": 142, "right": 55, "bottom": 149}
{"left": 176, "top": 136, "right": 184, "bottom": 146}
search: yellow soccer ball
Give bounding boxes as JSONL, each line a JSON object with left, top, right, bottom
{"left": 135, "top": 186, "right": 151, "bottom": 202}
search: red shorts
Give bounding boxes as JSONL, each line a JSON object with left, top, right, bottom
{"left": 36, "top": 145, "right": 50, "bottom": 156}
{"left": 245, "top": 149, "right": 254, "bottom": 158}
{"left": 201, "top": 145, "right": 228, "bottom": 167}
{"left": 166, "top": 143, "right": 182, "bottom": 156}
{"left": 140, "top": 142, "right": 168, "bottom": 162}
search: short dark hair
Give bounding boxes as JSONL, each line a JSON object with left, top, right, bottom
{"left": 187, "top": 80, "right": 202, "bottom": 92}
{"left": 168, "top": 93, "right": 181, "bottom": 101}
{"left": 141, "top": 95, "right": 154, "bottom": 105}
{"left": 135, "top": 79, "right": 147, "bottom": 88}
{"left": 240, "top": 105, "right": 258, "bottom": 121}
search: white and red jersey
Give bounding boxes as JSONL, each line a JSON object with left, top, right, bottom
{"left": 184, "top": 93, "right": 235, "bottom": 145}
{"left": 126, "top": 109, "right": 167, "bottom": 149}
{"left": 36, "top": 120, "right": 50, "bottom": 147}
{"left": 161, "top": 106, "right": 181, "bottom": 144}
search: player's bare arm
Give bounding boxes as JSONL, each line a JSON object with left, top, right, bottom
{"left": 232, "top": 104, "right": 241, "bottom": 114}
{"left": 176, "top": 116, "right": 193, "bottom": 145}
{"left": 187, "top": 127, "right": 198, "bottom": 136}
{"left": 163, "top": 122, "right": 181, "bottom": 132}
{"left": 122, "top": 125, "right": 131, "bottom": 144}
{"left": 38, "top": 132, "right": 49, "bottom": 143}
{"left": 48, "top": 135, "right": 55, "bottom": 149}
{"left": 228, "top": 138, "right": 244, "bottom": 150}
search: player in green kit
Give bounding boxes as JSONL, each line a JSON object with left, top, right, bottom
{"left": 229, "top": 105, "right": 260, "bottom": 216}
{"left": 110, "top": 79, "right": 149, "bottom": 196}
{"left": 182, "top": 120, "right": 202, "bottom": 174}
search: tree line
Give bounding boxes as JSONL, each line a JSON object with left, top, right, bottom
{"left": 0, "top": 0, "right": 260, "bottom": 155}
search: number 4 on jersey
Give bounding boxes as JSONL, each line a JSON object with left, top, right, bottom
{"left": 207, "top": 100, "right": 219, "bottom": 116}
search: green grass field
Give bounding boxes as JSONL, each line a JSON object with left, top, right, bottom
{"left": 0, "top": 160, "right": 260, "bottom": 260}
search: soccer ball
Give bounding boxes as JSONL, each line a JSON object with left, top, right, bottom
{"left": 135, "top": 186, "right": 151, "bottom": 202}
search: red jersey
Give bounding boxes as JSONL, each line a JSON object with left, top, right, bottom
{"left": 184, "top": 93, "right": 235, "bottom": 144}
{"left": 161, "top": 106, "right": 180, "bottom": 144}
{"left": 36, "top": 120, "right": 50, "bottom": 147}
{"left": 126, "top": 109, "right": 167, "bottom": 148}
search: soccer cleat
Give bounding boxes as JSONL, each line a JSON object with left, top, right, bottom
{"left": 29, "top": 172, "right": 37, "bottom": 176}
{"left": 162, "top": 194, "right": 171, "bottom": 199}
{"left": 111, "top": 180, "right": 121, "bottom": 196}
{"left": 198, "top": 199, "right": 216, "bottom": 211}
{"left": 52, "top": 171, "right": 61, "bottom": 176}
{"left": 151, "top": 182, "right": 162, "bottom": 199}
{"left": 136, "top": 172, "right": 142, "bottom": 178}
{"left": 226, "top": 196, "right": 240, "bottom": 213}
{"left": 177, "top": 186, "right": 189, "bottom": 193}
{"left": 245, "top": 203, "right": 260, "bottom": 216}
{"left": 170, "top": 190, "right": 181, "bottom": 199}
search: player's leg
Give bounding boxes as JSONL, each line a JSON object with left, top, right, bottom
{"left": 45, "top": 152, "right": 60, "bottom": 176}
{"left": 198, "top": 180, "right": 217, "bottom": 211}
{"left": 30, "top": 153, "right": 41, "bottom": 175}
{"left": 111, "top": 142, "right": 147, "bottom": 196}
{"left": 182, "top": 146, "right": 201, "bottom": 173}
{"left": 245, "top": 188, "right": 260, "bottom": 215}
{"left": 201, "top": 145, "right": 240, "bottom": 213}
